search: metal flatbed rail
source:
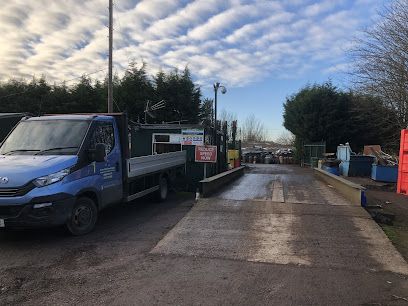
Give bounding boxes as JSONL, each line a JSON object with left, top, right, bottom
{"left": 127, "top": 151, "right": 186, "bottom": 178}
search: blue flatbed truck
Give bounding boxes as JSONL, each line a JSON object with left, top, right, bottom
{"left": 0, "top": 113, "right": 186, "bottom": 235}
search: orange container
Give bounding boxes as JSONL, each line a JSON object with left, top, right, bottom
{"left": 397, "top": 129, "right": 408, "bottom": 194}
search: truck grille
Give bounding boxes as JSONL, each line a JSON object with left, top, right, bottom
{"left": 0, "top": 205, "right": 23, "bottom": 218}
{"left": 0, "top": 183, "right": 34, "bottom": 197}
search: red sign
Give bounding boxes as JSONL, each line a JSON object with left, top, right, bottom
{"left": 195, "top": 145, "right": 217, "bottom": 163}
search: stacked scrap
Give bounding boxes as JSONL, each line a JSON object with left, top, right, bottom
{"left": 364, "top": 145, "right": 398, "bottom": 166}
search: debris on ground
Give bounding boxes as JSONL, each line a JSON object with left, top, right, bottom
{"left": 366, "top": 204, "right": 383, "bottom": 209}
{"left": 392, "top": 295, "right": 408, "bottom": 302}
{"left": 363, "top": 189, "right": 408, "bottom": 262}
{"left": 367, "top": 209, "right": 395, "bottom": 226}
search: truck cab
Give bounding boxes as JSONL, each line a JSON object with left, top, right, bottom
{"left": 0, "top": 114, "right": 186, "bottom": 235}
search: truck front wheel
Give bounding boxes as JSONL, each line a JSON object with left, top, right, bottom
{"left": 66, "top": 197, "right": 98, "bottom": 236}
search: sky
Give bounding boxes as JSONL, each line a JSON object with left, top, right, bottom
{"left": 0, "top": 0, "right": 384, "bottom": 140}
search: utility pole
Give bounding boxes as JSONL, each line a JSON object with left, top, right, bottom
{"left": 108, "top": 0, "right": 113, "bottom": 113}
{"left": 214, "top": 82, "right": 218, "bottom": 143}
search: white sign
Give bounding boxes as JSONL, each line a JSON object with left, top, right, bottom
{"left": 0, "top": 219, "right": 4, "bottom": 228}
{"left": 182, "top": 129, "right": 204, "bottom": 146}
{"left": 169, "top": 134, "right": 182, "bottom": 144}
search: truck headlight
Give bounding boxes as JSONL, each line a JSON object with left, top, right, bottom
{"left": 33, "top": 169, "right": 70, "bottom": 187}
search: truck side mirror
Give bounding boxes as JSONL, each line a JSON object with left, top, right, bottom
{"left": 93, "top": 143, "right": 106, "bottom": 162}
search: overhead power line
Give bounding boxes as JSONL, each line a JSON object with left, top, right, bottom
{"left": 108, "top": 0, "right": 114, "bottom": 113}
{"left": 112, "top": 2, "right": 134, "bottom": 65}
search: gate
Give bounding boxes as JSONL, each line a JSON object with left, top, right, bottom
{"left": 302, "top": 142, "right": 326, "bottom": 168}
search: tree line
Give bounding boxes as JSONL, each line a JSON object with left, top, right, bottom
{"left": 283, "top": 83, "right": 399, "bottom": 154}
{"left": 0, "top": 60, "right": 269, "bottom": 144}
{"left": 0, "top": 62, "right": 211, "bottom": 125}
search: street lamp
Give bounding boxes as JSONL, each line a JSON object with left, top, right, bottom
{"left": 213, "top": 82, "right": 227, "bottom": 142}
{"left": 213, "top": 82, "right": 227, "bottom": 173}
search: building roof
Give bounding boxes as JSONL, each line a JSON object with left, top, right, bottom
{"left": 136, "top": 123, "right": 205, "bottom": 130}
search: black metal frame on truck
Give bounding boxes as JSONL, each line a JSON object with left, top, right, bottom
{"left": 106, "top": 113, "right": 186, "bottom": 202}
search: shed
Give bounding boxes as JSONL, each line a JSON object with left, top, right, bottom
{"left": 130, "top": 123, "right": 227, "bottom": 191}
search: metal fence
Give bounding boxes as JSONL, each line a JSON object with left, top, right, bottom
{"left": 302, "top": 142, "right": 326, "bottom": 167}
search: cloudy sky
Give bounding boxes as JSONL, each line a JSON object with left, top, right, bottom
{"left": 0, "top": 0, "right": 383, "bottom": 139}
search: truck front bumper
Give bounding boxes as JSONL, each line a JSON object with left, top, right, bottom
{"left": 0, "top": 193, "right": 75, "bottom": 229}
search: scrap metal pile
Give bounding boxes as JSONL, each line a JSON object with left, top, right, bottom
{"left": 364, "top": 145, "right": 398, "bottom": 166}
{"left": 242, "top": 147, "right": 294, "bottom": 164}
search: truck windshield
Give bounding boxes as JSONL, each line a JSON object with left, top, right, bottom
{"left": 0, "top": 120, "right": 90, "bottom": 155}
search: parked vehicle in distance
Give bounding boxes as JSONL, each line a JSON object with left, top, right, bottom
{"left": 0, "top": 113, "right": 186, "bottom": 235}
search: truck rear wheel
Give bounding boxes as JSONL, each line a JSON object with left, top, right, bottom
{"left": 66, "top": 197, "right": 98, "bottom": 236}
{"left": 155, "top": 177, "right": 168, "bottom": 202}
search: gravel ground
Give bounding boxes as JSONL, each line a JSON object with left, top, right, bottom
{"left": 365, "top": 189, "right": 408, "bottom": 261}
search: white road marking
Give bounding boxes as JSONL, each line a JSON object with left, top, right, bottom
{"left": 271, "top": 180, "right": 285, "bottom": 203}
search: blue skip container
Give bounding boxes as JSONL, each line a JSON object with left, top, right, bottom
{"left": 371, "top": 164, "right": 398, "bottom": 183}
{"left": 322, "top": 165, "right": 340, "bottom": 176}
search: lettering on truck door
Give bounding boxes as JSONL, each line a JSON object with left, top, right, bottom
{"left": 89, "top": 120, "right": 122, "bottom": 206}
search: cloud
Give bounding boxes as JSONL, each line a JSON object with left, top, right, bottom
{"left": 323, "top": 62, "right": 352, "bottom": 74}
{"left": 225, "top": 12, "right": 294, "bottom": 44}
{"left": 303, "top": 0, "right": 344, "bottom": 17}
{"left": 145, "top": 0, "right": 222, "bottom": 38}
{"left": 187, "top": 2, "right": 282, "bottom": 41}
{"left": 0, "top": 0, "right": 381, "bottom": 87}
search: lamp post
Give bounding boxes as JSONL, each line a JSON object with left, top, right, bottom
{"left": 213, "top": 82, "right": 227, "bottom": 173}
{"left": 213, "top": 82, "right": 227, "bottom": 141}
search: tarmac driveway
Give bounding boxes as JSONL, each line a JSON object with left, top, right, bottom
{"left": 1, "top": 164, "right": 408, "bottom": 305}
{"left": 152, "top": 164, "right": 408, "bottom": 302}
